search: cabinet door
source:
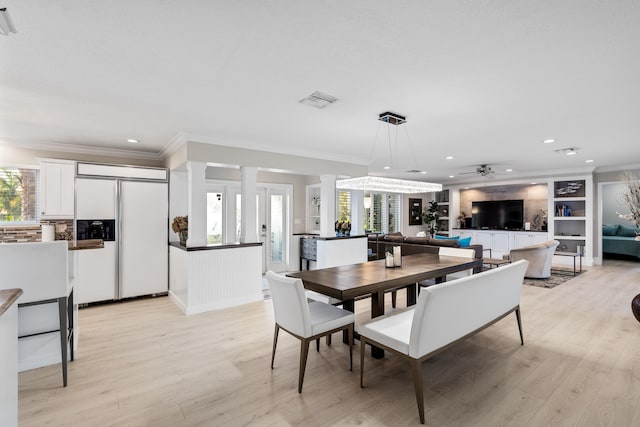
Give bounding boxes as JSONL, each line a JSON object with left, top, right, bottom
{"left": 492, "top": 232, "right": 510, "bottom": 253}
{"left": 40, "top": 161, "right": 75, "bottom": 218}
{"left": 76, "top": 178, "right": 116, "bottom": 219}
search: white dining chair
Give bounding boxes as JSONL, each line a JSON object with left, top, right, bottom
{"left": 266, "top": 271, "right": 354, "bottom": 393}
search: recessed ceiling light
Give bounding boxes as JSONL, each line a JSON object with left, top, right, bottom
{"left": 383, "top": 166, "right": 391, "bottom": 170}
{"left": 566, "top": 150, "right": 577, "bottom": 156}
{"left": 445, "top": 156, "right": 454, "bottom": 160}
{"left": 464, "top": 187, "right": 469, "bottom": 190}
{"left": 420, "top": 171, "right": 427, "bottom": 174}
{"left": 531, "top": 182, "right": 537, "bottom": 185}
{"left": 585, "top": 159, "right": 594, "bottom": 163}
{"left": 505, "top": 168, "right": 513, "bottom": 172}
{"left": 449, "top": 175, "right": 455, "bottom": 178}
{"left": 543, "top": 139, "right": 555, "bottom": 144}
{"left": 127, "top": 139, "right": 139, "bottom": 143}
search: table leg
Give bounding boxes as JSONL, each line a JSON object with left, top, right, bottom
{"left": 342, "top": 299, "right": 355, "bottom": 344}
{"left": 370, "top": 291, "right": 385, "bottom": 359}
{"left": 406, "top": 283, "right": 417, "bottom": 306}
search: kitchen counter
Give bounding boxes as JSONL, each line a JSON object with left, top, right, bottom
{"left": 67, "top": 239, "right": 104, "bottom": 250}
{"left": 0, "top": 289, "right": 23, "bottom": 317}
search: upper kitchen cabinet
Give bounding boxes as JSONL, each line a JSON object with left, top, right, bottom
{"left": 39, "top": 160, "right": 75, "bottom": 219}
{"left": 75, "top": 178, "right": 116, "bottom": 219}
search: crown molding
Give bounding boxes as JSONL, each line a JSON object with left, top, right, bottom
{"left": 0, "top": 139, "right": 162, "bottom": 160}
{"left": 159, "top": 132, "right": 188, "bottom": 158}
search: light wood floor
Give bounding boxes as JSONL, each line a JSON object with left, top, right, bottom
{"left": 19, "top": 260, "right": 640, "bottom": 426}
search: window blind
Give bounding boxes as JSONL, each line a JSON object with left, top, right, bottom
{"left": 0, "top": 167, "right": 39, "bottom": 224}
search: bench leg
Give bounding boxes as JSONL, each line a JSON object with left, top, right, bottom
{"left": 515, "top": 307, "right": 524, "bottom": 345}
{"left": 411, "top": 359, "right": 425, "bottom": 424}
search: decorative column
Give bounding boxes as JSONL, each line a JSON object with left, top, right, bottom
{"left": 240, "top": 166, "right": 258, "bottom": 243}
{"left": 350, "top": 190, "right": 364, "bottom": 235}
{"left": 186, "top": 161, "right": 207, "bottom": 247}
{"left": 319, "top": 175, "right": 336, "bottom": 237}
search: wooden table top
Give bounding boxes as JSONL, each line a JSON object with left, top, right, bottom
{"left": 288, "top": 253, "right": 481, "bottom": 301}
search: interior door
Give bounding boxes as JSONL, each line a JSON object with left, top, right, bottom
{"left": 267, "top": 189, "right": 287, "bottom": 272}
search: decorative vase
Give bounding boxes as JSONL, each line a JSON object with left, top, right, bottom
{"left": 632, "top": 294, "right": 640, "bottom": 322}
{"left": 179, "top": 230, "right": 188, "bottom": 245}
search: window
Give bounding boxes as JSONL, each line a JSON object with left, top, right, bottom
{"left": 366, "top": 192, "right": 401, "bottom": 234}
{"left": 0, "top": 167, "right": 39, "bottom": 224}
{"left": 337, "top": 190, "right": 351, "bottom": 222}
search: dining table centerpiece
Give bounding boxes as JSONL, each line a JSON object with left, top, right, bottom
{"left": 172, "top": 215, "right": 189, "bottom": 245}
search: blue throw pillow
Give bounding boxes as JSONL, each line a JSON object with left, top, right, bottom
{"left": 435, "top": 234, "right": 459, "bottom": 240}
{"left": 617, "top": 224, "right": 640, "bottom": 237}
{"left": 458, "top": 237, "right": 472, "bottom": 247}
{"left": 602, "top": 224, "right": 619, "bottom": 236}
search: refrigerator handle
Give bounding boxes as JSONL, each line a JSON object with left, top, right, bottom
{"left": 116, "top": 179, "right": 121, "bottom": 300}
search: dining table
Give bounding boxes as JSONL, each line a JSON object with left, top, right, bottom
{"left": 288, "top": 252, "right": 482, "bottom": 358}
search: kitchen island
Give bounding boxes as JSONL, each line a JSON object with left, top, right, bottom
{"left": 169, "top": 241, "right": 263, "bottom": 315}
{"left": 0, "top": 288, "right": 23, "bottom": 427}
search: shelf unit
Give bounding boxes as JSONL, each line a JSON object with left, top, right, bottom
{"left": 306, "top": 184, "right": 321, "bottom": 233}
{"left": 551, "top": 178, "right": 591, "bottom": 257}
{"left": 436, "top": 189, "right": 450, "bottom": 235}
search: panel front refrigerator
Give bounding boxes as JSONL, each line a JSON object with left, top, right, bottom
{"left": 119, "top": 180, "right": 168, "bottom": 299}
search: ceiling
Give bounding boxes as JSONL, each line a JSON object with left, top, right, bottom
{"left": 1, "top": 1, "right": 639, "bottom": 184}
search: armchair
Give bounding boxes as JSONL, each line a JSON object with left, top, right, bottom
{"left": 507, "top": 240, "right": 559, "bottom": 278}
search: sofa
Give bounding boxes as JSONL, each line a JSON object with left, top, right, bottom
{"left": 358, "top": 260, "right": 529, "bottom": 424}
{"left": 602, "top": 224, "right": 640, "bottom": 259}
{"left": 368, "top": 233, "right": 484, "bottom": 273}
{"left": 506, "top": 239, "right": 559, "bottom": 278}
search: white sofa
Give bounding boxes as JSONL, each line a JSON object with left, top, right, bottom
{"left": 507, "top": 239, "right": 559, "bottom": 278}
{"left": 358, "top": 260, "right": 529, "bottom": 424}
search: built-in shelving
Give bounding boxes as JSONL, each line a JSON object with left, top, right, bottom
{"left": 306, "top": 184, "right": 321, "bottom": 233}
{"left": 436, "top": 189, "right": 450, "bottom": 235}
{"left": 551, "top": 178, "right": 591, "bottom": 257}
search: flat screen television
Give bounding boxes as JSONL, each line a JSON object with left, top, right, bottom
{"left": 471, "top": 200, "right": 524, "bottom": 230}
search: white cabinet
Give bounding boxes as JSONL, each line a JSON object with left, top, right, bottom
{"left": 474, "top": 231, "right": 510, "bottom": 258}
{"left": 512, "top": 232, "right": 548, "bottom": 249}
{"left": 39, "top": 160, "right": 75, "bottom": 218}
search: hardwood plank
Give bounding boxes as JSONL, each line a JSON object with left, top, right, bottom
{"left": 17, "top": 260, "right": 640, "bottom": 426}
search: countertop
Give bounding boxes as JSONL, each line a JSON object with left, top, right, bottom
{"left": 169, "top": 241, "right": 263, "bottom": 251}
{"left": 67, "top": 239, "right": 104, "bottom": 250}
{"left": 0, "top": 289, "right": 23, "bottom": 317}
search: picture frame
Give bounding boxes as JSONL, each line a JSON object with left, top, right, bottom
{"left": 409, "top": 198, "right": 423, "bottom": 225}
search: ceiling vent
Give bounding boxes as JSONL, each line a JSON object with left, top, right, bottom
{"left": 555, "top": 147, "right": 579, "bottom": 155}
{"left": 378, "top": 111, "right": 406, "bottom": 125}
{"left": 0, "top": 8, "right": 17, "bottom": 36}
{"left": 298, "top": 91, "right": 338, "bottom": 109}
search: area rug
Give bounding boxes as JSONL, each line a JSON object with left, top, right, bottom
{"left": 523, "top": 270, "right": 581, "bottom": 289}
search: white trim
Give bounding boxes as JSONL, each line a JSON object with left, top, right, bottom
{"left": 1, "top": 140, "right": 163, "bottom": 160}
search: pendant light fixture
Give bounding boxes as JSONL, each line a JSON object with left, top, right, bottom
{"left": 336, "top": 112, "right": 442, "bottom": 194}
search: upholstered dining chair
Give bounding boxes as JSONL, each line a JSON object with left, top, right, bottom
{"left": 266, "top": 271, "right": 354, "bottom": 393}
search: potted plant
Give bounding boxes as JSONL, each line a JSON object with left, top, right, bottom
{"left": 422, "top": 200, "right": 439, "bottom": 236}
{"left": 172, "top": 216, "right": 188, "bottom": 245}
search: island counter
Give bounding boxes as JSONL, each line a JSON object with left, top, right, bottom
{"left": 0, "top": 288, "right": 23, "bottom": 427}
{"left": 169, "top": 241, "right": 263, "bottom": 315}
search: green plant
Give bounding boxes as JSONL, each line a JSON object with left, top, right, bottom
{"left": 422, "top": 200, "right": 439, "bottom": 235}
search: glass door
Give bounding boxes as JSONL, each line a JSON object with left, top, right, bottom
{"left": 268, "top": 190, "right": 287, "bottom": 272}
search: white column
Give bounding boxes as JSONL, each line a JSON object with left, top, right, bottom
{"left": 240, "top": 166, "right": 258, "bottom": 243}
{"left": 187, "top": 161, "right": 207, "bottom": 247}
{"left": 319, "top": 175, "right": 336, "bottom": 237}
{"left": 350, "top": 190, "right": 364, "bottom": 235}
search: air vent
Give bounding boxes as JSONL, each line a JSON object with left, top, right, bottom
{"left": 298, "top": 91, "right": 338, "bottom": 109}
{"left": 405, "top": 169, "right": 421, "bottom": 173}
{"left": 555, "top": 147, "right": 579, "bottom": 155}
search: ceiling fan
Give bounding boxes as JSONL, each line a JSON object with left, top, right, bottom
{"left": 459, "top": 164, "right": 496, "bottom": 177}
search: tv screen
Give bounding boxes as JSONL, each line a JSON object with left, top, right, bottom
{"left": 471, "top": 200, "right": 524, "bottom": 230}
